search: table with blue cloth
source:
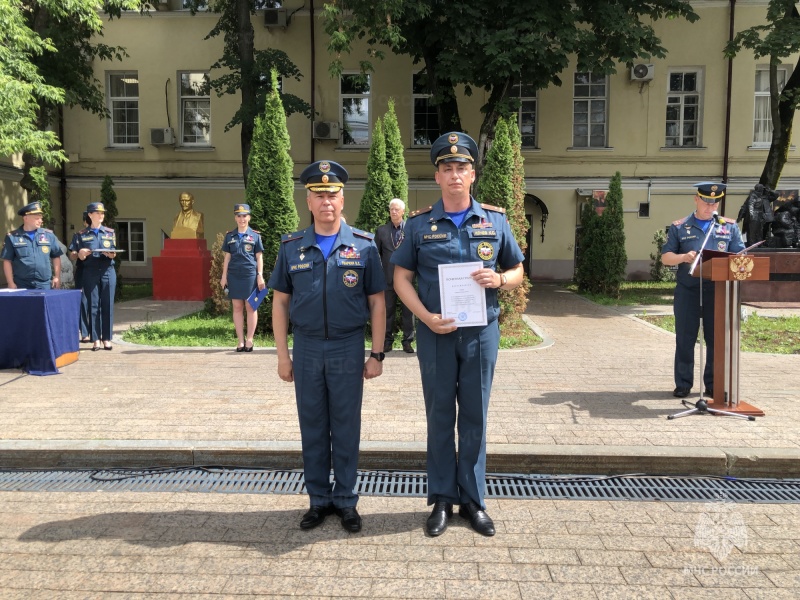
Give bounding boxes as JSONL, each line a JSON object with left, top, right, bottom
{"left": 0, "top": 289, "right": 81, "bottom": 375}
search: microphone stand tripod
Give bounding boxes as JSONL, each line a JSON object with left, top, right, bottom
{"left": 668, "top": 217, "right": 755, "bottom": 421}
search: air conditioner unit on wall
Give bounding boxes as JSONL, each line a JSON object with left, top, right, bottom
{"left": 313, "top": 121, "right": 340, "bottom": 140}
{"left": 150, "top": 127, "right": 175, "bottom": 145}
{"left": 630, "top": 64, "right": 655, "bottom": 82}
{"left": 264, "top": 8, "right": 288, "bottom": 27}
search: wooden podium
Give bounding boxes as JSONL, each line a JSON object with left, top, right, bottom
{"left": 697, "top": 252, "right": 770, "bottom": 416}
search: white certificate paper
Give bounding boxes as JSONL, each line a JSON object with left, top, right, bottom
{"left": 438, "top": 261, "right": 487, "bottom": 327}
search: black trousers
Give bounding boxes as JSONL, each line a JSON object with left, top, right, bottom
{"left": 384, "top": 287, "right": 415, "bottom": 343}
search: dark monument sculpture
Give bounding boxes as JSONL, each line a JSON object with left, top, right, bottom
{"left": 737, "top": 184, "right": 799, "bottom": 248}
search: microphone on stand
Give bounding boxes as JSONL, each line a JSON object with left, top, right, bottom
{"left": 711, "top": 211, "right": 726, "bottom": 225}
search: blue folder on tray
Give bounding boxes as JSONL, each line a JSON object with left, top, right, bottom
{"left": 247, "top": 287, "right": 270, "bottom": 311}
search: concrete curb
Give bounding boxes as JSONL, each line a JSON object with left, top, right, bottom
{"left": 2, "top": 440, "right": 800, "bottom": 479}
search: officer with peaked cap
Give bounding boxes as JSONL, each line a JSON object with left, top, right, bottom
{"left": 662, "top": 182, "right": 745, "bottom": 398}
{"left": 269, "top": 160, "right": 386, "bottom": 533}
{"left": 391, "top": 132, "right": 525, "bottom": 537}
{"left": 220, "top": 203, "right": 265, "bottom": 352}
{"left": 2, "top": 201, "right": 63, "bottom": 289}
{"left": 69, "top": 202, "right": 117, "bottom": 351}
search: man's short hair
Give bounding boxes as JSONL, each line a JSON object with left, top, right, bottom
{"left": 389, "top": 198, "right": 405, "bottom": 210}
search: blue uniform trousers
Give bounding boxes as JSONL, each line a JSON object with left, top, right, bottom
{"left": 417, "top": 320, "right": 499, "bottom": 509}
{"left": 75, "top": 264, "right": 89, "bottom": 338}
{"left": 14, "top": 277, "right": 50, "bottom": 290}
{"left": 82, "top": 266, "right": 116, "bottom": 342}
{"left": 674, "top": 282, "right": 715, "bottom": 390}
{"left": 293, "top": 332, "right": 365, "bottom": 508}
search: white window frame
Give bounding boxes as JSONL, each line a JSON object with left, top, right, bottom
{"left": 106, "top": 71, "right": 140, "bottom": 147}
{"left": 340, "top": 72, "right": 371, "bottom": 147}
{"left": 753, "top": 65, "right": 790, "bottom": 147}
{"left": 179, "top": 71, "right": 211, "bottom": 146}
{"left": 572, "top": 72, "right": 608, "bottom": 148}
{"left": 412, "top": 72, "right": 437, "bottom": 147}
{"left": 665, "top": 69, "right": 703, "bottom": 148}
{"left": 116, "top": 219, "right": 146, "bottom": 265}
{"left": 513, "top": 81, "right": 538, "bottom": 149}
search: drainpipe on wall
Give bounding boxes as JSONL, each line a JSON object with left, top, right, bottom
{"left": 721, "top": 0, "right": 736, "bottom": 215}
{"left": 58, "top": 106, "right": 68, "bottom": 241}
{"left": 309, "top": 0, "right": 315, "bottom": 163}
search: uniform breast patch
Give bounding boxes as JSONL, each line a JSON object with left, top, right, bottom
{"left": 343, "top": 270, "right": 359, "bottom": 287}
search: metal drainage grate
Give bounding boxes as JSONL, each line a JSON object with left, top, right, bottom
{"left": 0, "top": 468, "right": 799, "bottom": 503}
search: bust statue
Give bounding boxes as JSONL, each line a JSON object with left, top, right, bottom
{"left": 170, "top": 192, "right": 204, "bottom": 239}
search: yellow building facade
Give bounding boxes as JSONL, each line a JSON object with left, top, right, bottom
{"left": 2, "top": 0, "right": 799, "bottom": 284}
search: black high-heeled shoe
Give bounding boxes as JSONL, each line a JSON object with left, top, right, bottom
{"left": 244, "top": 340, "right": 254, "bottom": 353}
{"left": 236, "top": 344, "right": 245, "bottom": 353}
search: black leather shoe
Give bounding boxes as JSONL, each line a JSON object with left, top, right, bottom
{"left": 383, "top": 341, "right": 393, "bottom": 353}
{"left": 335, "top": 506, "right": 362, "bottom": 532}
{"left": 704, "top": 388, "right": 713, "bottom": 398}
{"left": 402, "top": 341, "right": 415, "bottom": 354}
{"left": 425, "top": 501, "right": 452, "bottom": 537}
{"left": 299, "top": 505, "right": 333, "bottom": 530}
{"left": 673, "top": 387, "right": 691, "bottom": 398}
{"left": 458, "top": 501, "right": 495, "bottom": 537}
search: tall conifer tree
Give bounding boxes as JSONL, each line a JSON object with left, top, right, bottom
{"left": 244, "top": 69, "right": 298, "bottom": 332}
{"left": 355, "top": 117, "right": 392, "bottom": 233}
{"left": 383, "top": 98, "right": 408, "bottom": 202}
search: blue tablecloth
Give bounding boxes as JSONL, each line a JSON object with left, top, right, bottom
{"left": 0, "top": 289, "right": 81, "bottom": 375}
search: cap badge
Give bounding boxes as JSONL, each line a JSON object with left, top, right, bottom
{"left": 319, "top": 161, "right": 331, "bottom": 173}
{"left": 431, "top": 225, "right": 438, "bottom": 232}
{"left": 450, "top": 145, "right": 458, "bottom": 153}
{"left": 711, "top": 185, "right": 718, "bottom": 192}
{"left": 448, "top": 133, "right": 459, "bottom": 144}
{"left": 322, "top": 175, "right": 329, "bottom": 184}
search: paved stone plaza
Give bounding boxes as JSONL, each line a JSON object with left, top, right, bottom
{"left": 0, "top": 284, "right": 798, "bottom": 596}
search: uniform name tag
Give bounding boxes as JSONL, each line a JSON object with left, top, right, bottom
{"left": 82, "top": 236, "right": 94, "bottom": 242}
{"left": 422, "top": 233, "right": 450, "bottom": 242}
{"left": 469, "top": 230, "right": 497, "bottom": 238}
{"left": 289, "top": 262, "right": 312, "bottom": 273}
{"left": 337, "top": 259, "right": 365, "bottom": 268}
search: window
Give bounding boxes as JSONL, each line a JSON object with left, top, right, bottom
{"left": 573, "top": 72, "right": 607, "bottom": 148}
{"left": 179, "top": 72, "right": 211, "bottom": 145}
{"left": 513, "top": 81, "right": 538, "bottom": 148}
{"left": 107, "top": 72, "right": 139, "bottom": 146}
{"left": 665, "top": 71, "right": 701, "bottom": 147}
{"left": 116, "top": 220, "right": 146, "bottom": 264}
{"left": 412, "top": 72, "right": 437, "bottom": 146}
{"left": 754, "top": 66, "right": 789, "bottom": 146}
{"left": 341, "top": 74, "right": 371, "bottom": 146}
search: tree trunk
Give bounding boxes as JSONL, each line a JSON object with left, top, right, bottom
{"left": 237, "top": 0, "right": 256, "bottom": 186}
{"left": 422, "top": 47, "right": 461, "bottom": 137}
{"left": 760, "top": 55, "right": 800, "bottom": 189}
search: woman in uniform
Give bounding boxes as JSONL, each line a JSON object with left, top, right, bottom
{"left": 69, "top": 202, "right": 117, "bottom": 351}
{"left": 220, "top": 204, "right": 265, "bottom": 352}
{"left": 69, "top": 211, "right": 92, "bottom": 343}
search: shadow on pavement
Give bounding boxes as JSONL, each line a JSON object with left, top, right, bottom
{"left": 529, "top": 390, "right": 680, "bottom": 420}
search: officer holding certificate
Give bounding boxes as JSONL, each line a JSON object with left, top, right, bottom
{"left": 391, "top": 132, "right": 524, "bottom": 537}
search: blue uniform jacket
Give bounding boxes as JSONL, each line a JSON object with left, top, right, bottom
{"left": 390, "top": 198, "right": 524, "bottom": 323}
{"left": 68, "top": 226, "right": 116, "bottom": 271}
{"left": 2, "top": 227, "right": 63, "bottom": 285}
{"left": 663, "top": 213, "right": 745, "bottom": 289}
{"left": 222, "top": 227, "right": 264, "bottom": 274}
{"left": 268, "top": 223, "right": 386, "bottom": 340}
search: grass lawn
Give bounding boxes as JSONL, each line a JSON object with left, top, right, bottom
{"left": 123, "top": 310, "right": 542, "bottom": 349}
{"left": 565, "top": 280, "right": 800, "bottom": 354}
{"left": 117, "top": 282, "right": 153, "bottom": 302}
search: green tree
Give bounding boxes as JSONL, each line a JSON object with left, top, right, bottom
{"left": 505, "top": 117, "right": 531, "bottom": 315}
{"left": 0, "top": 0, "right": 66, "bottom": 166}
{"left": 355, "top": 117, "right": 392, "bottom": 233}
{"left": 726, "top": 0, "right": 800, "bottom": 189}
{"left": 245, "top": 69, "right": 298, "bottom": 333}
{"left": 576, "top": 172, "right": 627, "bottom": 297}
{"left": 11, "top": 0, "right": 139, "bottom": 194}
{"left": 383, "top": 98, "right": 408, "bottom": 202}
{"left": 100, "top": 175, "right": 123, "bottom": 300}
{"left": 323, "top": 0, "right": 697, "bottom": 173}
{"left": 650, "top": 228, "right": 675, "bottom": 282}
{"left": 186, "top": 0, "right": 312, "bottom": 184}
{"left": 27, "top": 166, "right": 52, "bottom": 227}
{"left": 476, "top": 118, "right": 528, "bottom": 323}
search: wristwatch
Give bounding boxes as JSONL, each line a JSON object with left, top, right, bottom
{"left": 499, "top": 274, "right": 507, "bottom": 288}
{"left": 369, "top": 351, "right": 385, "bottom": 362}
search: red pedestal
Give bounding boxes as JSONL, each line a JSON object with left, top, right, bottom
{"left": 152, "top": 239, "right": 212, "bottom": 300}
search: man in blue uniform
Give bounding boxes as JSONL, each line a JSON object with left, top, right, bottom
{"left": 391, "top": 132, "right": 525, "bottom": 537}
{"left": 269, "top": 160, "right": 386, "bottom": 533}
{"left": 662, "top": 182, "right": 745, "bottom": 398}
{"left": 2, "top": 202, "right": 63, "bottom": 289}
